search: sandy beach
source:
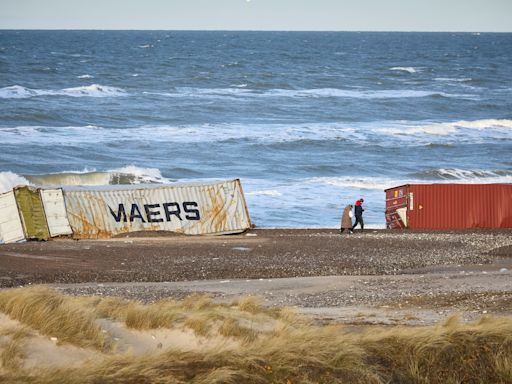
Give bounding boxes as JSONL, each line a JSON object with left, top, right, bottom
{"left": 1, "top": 229, "right": 511, "bottom": 325}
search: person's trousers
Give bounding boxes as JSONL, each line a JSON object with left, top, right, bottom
{"left": 352, "top": 216, "right": 364, "bottom": 230}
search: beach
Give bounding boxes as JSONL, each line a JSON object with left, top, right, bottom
{"left": 1, "top": 229, "right": 511, "bottom": 325}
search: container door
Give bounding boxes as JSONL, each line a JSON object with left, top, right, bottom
{"left": 0, "top": 191, "right": 25, "bottom": 244}
{"left": 40, "top": 189, "right": 73, "bottom": 237}
{"left": 14, "top": 186, "right": 50, "bottom": 240}
{"left": 385, "top": 186, "right": 409, "bottom": 229}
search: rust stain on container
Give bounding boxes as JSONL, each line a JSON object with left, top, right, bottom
{"left": 385, "top": 184, "right": 512, "bottom": 229}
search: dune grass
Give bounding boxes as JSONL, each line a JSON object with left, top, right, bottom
{"left": 0, "top": 327, "right": 30, "bottom": 371}
{"left": 0, "top": 288, "right": 105, "bottom": 350}
{"left": 0, "top": 287, "right": 510, "bottom": 383}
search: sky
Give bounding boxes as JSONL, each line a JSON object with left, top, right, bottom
{"left": 1, "top": 0, "right": 511, "bottom": 32}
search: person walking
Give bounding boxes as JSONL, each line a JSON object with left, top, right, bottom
{"left": 352, "top": 198, "right": 365, "bottom": 231}
{"left": 340, "top": 204, "right": 354, "bottom": 233}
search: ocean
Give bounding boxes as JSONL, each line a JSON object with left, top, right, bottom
{"left": 1, "top": 31, "right": 511, "bottom": 228}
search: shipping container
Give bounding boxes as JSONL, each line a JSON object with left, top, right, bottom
{"left": 40, "top": 189, "right": 73, "bottom": 237}
{"left": 385, "top": 184, "right": 512, "bottom": 229}
{"left": 14, "top": 186, "right": 50, "bottom": 240}
{"left": 62, "top": 179, "right": 252, "bottom": 238}
{"left": 0, "top": 190, "right": 25, "bottom": 244}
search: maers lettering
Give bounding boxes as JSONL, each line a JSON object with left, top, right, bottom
{"left": 108, "top": 202, "right": 200, "bottom": 223}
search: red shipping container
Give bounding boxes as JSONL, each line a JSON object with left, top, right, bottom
{"left": 385, "top": 184, "right": 512, "bottom": 229}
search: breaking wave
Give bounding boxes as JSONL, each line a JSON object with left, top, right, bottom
{"left": 410, "top": 168, "right": 512, "bottom": 181}
{"left": 309, "top": 169, "right": 512, "bottom": 191}
{"left": 374, "top": 119, "right": 512, "bottom": 139}
{"left": 0, "top": 172, "right": 30, "bottom": 194}
{"left": 150, "top": 87, "right": 473, "bottom": 100}
{"left": 0, "top": 166, "right": 172, "bottom": 193}
{"left": 1, "top": 119, "right": 509, "bottom": 146}
{"left": 0, "top": 84, "right": 476, "bottom": 101}
{"left": 0, "top": 84, "right": 127, "bottom": 99}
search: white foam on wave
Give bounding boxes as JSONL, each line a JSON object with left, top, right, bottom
{"left": 1, "top": 118, "right": 510, "bottom": 147}
{"left": 161, "top": 87, "right": 471, "bottom": 100}
{"left": 307, "top": 176, "right": 400, "bottom": 191}
{"left": 0, "top": 84, "right": 126, "bottom": 99}
{"left": 434, "top": 77, "right": 472, "bottom": 82}
{"left": 0, "top": 172, "right": 31, "bottom": 194}
{"left": 308, "top": 169, "right": 512, "bottom": 192}
{"left": 111, "top": 165, "right": 169, "bottom": 184}
{"left": 21, "top": 165, "right": 171, "bottom": 187}
{"left": 390, "top": 67, "right": 420, "bottom": 73}
{"left": 0, "top": 85, "right": 42, "bottom": 99}
{"left": 422, "top": 168, "right": 512, "bottom": 181}
{"left": 245, "top": 190, "right": 282, "bottom": 197}
{"left": 77, "top": 74, "right": 94, "bottom": 79}
{"left": 377, "top": 123, "right": 458, "bottom": 136}
{"left": 59, "top": 84, "right": 126, "bottom": 97}
{"left": 376, "top": 119, "right": 512, "bottom": 138}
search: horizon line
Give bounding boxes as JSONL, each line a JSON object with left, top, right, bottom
{"left": 1, "top": 28, "right": 511, "bottom": 33}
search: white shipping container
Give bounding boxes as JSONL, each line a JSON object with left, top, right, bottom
{"left": 63, "top": 179, "right": 251, "bottom": 238}
{"left": 0, "top": 191, "right": 25, "bottom": 244}
{"left": 40, "top": 189, "right": 73, "bottom": 237}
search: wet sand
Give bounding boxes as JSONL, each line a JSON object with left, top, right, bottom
{"left": 1, "top": 229, "right": 511, "bottom": 324}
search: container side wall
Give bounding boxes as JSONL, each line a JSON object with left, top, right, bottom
{"left": 0, "top": 191, "right": 25, "bottom": 244}
{"left": 408, "top": 184, "right": 512, "bottom": 229}
{"left": 14, "top": 187, "right": 50, "bottom": 240}
{"left": 40, "top": 189, "right": 73, "bottom": 237}
{"left": 63, "top": 180, "right": 252, "bottom": 238}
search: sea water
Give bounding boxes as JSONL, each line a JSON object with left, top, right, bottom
{"left": 0, "top": 31, "right": 511, "bottom": 227}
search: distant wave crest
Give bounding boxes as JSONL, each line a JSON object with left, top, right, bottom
{"left": 154, "top": 87, "right": 471, "bottom": 100}
{"left": 389, "top": 67, "right": 420, "bottom": 73}
{"left": 0, "top": 84, "right": 127, "bottom": 99}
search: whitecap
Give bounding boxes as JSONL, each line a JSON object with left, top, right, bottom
{"left": 77, "top": 74, "right": 94, "bottom": 79}
{"left": 162, "top": 87, "right": 472, "bottom": 100}
{"left": 0, "top": 85, "right": 46, "bottom": 99}
{"left": 59, "top": 84, "right": 126, "bottom": 97}
{"left": 389, "top": 67, "right": 419, "bottom": 73}
{"left": 246, "top": 190, "right": 282, "bottom": 197}
{"left": 0, "top": 84, "right": 126, "bottom": 99}
{"left": 307, "top": 176, "right": 399, "bottom": 191}
{"left": 434, "top": 77, "right": 472, "bottom": 82}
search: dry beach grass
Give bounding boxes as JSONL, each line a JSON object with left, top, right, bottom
{"left": 0, "top": 288, "right": 511, "bottom": 383}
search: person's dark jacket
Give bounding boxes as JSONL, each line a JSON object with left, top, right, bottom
{"left": 354, "top": 201, "right": 364, "bottom": 217}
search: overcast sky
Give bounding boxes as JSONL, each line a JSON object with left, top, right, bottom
{"left": 1, "top": 0, "right": 511, "bottom": 32}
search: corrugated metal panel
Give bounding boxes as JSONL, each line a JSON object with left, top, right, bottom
{"left": 14, "top": 186, "right": 50, "bottom": 240}
{"left": 40, "top": 189, "right": 73, "bottom": 237}
{"left": 63, "top": 179, "right": 252, "bottom": 238}
{"left": 385, "top": 184, "right": 512, "bottom": 229}
{"left": 0, "top": 191, "right": 25, "bottom": 244}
